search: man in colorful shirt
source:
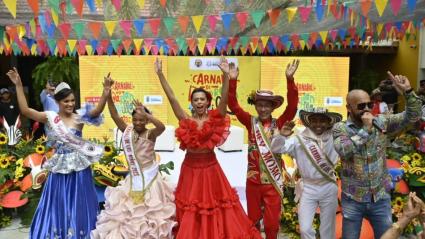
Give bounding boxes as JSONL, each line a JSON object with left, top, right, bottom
{"left": 333, "top": 71, "right": 422, "bottom": 239}
{"left": 228, "top": 60, "right": 299, "bottom": 239}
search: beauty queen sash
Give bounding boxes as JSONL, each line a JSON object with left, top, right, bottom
{"left": 252, "top": 117, "right": 285, "bottom": 197}
{"left": 122, "top": 126, "right": 158, "bottom": 203}
{"left": 45, "top": 111, "right": 103, "bottom": 158}
{"left": 296, "top": 135, "right": 336, "bottom": 184}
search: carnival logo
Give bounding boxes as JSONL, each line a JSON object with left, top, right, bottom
{"left": 324, "top": 97, "right": 343, "bottom": 106}
{"left": 189, "top": 57, "right": 238, "bottom": 70}
{"left": 144, "top": 95, "right": 163, "bottom": 105}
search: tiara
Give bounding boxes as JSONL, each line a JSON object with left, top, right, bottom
{"left": 54, "top": 82, "right": 71, "bottom": 95}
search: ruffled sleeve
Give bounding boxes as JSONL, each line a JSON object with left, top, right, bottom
{"left": 76, "top": 103, "right": 104, "bottom": 126}
{"left": 175, "top": 109, "right": 230, "bottom": 150}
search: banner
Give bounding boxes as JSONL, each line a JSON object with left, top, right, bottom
{"left": 260, "top": 57, "right": 349, "bottom": 124}
{"left": 79, "top": 56, "right": 168, "bottom": 139}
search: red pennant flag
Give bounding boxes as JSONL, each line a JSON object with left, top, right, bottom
{"left": 348, "top": 27, "right": 356, "bottom": 38}
{"left": 360, "top": 0, "right": 372, "bottom": 17}
{"left": 229, "top": 37, "right": 239, "bottom": 49}
{"left": 6, "top": 26, "right": 18, "bottom": 41}
{"left": 330, "top": 2, "right": 339, "bottom": 19}
{"left": 58, "top": 23, "right": 71, "bottom": 39}
{"left": 186, "top": 38, "right": 197, "bottom": 53}
{"left": 250, "top": 36, "right": 259, "bottom": 51}
{"left": 77, "top": 39, "right": 87, "bottom": 55}
{"left": 98, "top": 39, "right": 110, "bottom": 55}
{"left": 310, "top": 32, "right": 318, "bottom": 43}
{"left": 330, "top": 29, "right": 338, "bottom": 41}
{"left": 88, "top": 22, "right": 102, "bottom": 39}
{"left": 119, "top": 20, "right": 132, "bottom": 37}
{"left": 178, "top": 16, "right": 190, "bottom": 33}
{"left": 148, "top": 18, "right": 161, "bottom": 36}
{"left": 111, "top": 0, "right": 121, "bottom": 11}
{"left": 235, "top": 12, "right": 249, "bottom": 30}
{"left": 270, "top": 36, "right": 280, "bottom": 48}
{"left": 206, "top": 38, "right": 217, "bottom": 53}
{"left": 291, "top": 34, "right": 300, "bottom": 49}
{"left": 57, "top": 39, "right": 67, "bottom": 56}
{"left": 122, "top": 39, "right": 132, "bottom": 53}
{"left": 27, "top": 0, "right": 39, "bottom": 16}
{"left": 267, "top": 8, "right": 281, "bottom": 26}
{"left": 71, "top": 0, "right": 84, "bottom": 17}
{"left": 207, "top": 15, "right": 218, "bottom": 32}
{"left": 390, "top": 0, "right": 402, "bottom": 16}
{"left": 298, "top": 6, "right": 312, "bottom": 24}
{"left": 159, "top": 0, "right": 167, "bottom": 7}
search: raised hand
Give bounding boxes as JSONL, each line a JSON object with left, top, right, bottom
{"left": 103, "top": 72, "right": 114, "bottom": 92}
{"left": 280, "top": 121, "right": 296, "bottom": 137}
{"left": 218, "top": 55, "right": 230, "bottom": 75}
{"left": 132, "top": 99, "right": 148, "bottom": 115}
{"left": 387, "top": 71, "right": 412, "bottom": 93}
{"left": 6, "top": 67, "right": 22, "bottom": 86}
{"left": 154, "top": 58, "right": 163, "bottom": 75}
{"left": 228, "top": 62, "right": 239, "bottom": 80}
{"left": 285, "top": 59, "right": 300, "bottom": 80}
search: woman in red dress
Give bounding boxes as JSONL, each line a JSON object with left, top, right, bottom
{"left": 155, "top": 57, "right": 261, "bottom": 239}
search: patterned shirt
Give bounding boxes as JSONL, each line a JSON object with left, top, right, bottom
{"left": 228, "top": 79, "right": 298, "bottom": 184}
{"left": 333, "top": 91, "right": 421, "bottom": 202}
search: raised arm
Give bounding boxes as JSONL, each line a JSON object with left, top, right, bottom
{"left": 154, "top": 58, "right": 188, "bottom": 120}
{"left": 277, "top": 59, "right": 300, "bottom": 128}
{"left": 270, "top": 121, "right": 297, "bottom": 156}
{"left": 107, "top": 93, "right": 127, "bottom": 132}
{"left": 6, "top": 68, "right": 47, "bottom": 123}
{"left": 216, "top": 56, "right": 234, "bottom": 116}
{"left": 133, "top": 100, "right": 165, "bottom": 141}
{"left": 88, "top": 73, "right": 113, "bottom": 118}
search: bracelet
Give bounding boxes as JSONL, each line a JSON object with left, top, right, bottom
{"left": 392, "top": 222, "right": 402, "bottom": 233}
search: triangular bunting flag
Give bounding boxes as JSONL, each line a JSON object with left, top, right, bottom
{"left": 159, "top": 0, "right": 167, "bottom": 7}
{"left": 77, "top": 39, "right": 87, "bottom": 55}
{"left": 360, "top": 0, "right": 372, "bottom": 17}
{"left": 235, "top": 12, "right": 249, "bottom": 30}
{"left": 407, "top": 0, "right": 417, "bottom": 13}
{"left": 144, "top": 38, "right": 154, "bottom": 53}
{"left": 90, "top": 39, "right": 98, "bottom": 50}
{"left": 67, "top": 39, "right": 77, "bottom": 53}
{"left": 207, "top": 15, "right": 218, "bottom": 32}
{"left": 376, "top": 23, "right": 384, "bottom": 35}
{"left": 267, "top": 8, "right": 281, "bottom": 26}
{"left": 148, "top": 18, "right": 161, "bottom": 36}
{"left": 111, "top": 0, "right": 121, "bottom": 11}
{"left": 375, "top": 0, "right": 388, "bottom": 17}
{"left": 338, "top": 28, "right": 347, "bottom": 40}
{"left": 163, "top": 17, "right": 176, "bottom": 34}
{"left": 120, "top": 20, "right": 133, "bottom": 37}
{"left": 299, "top": 33, "right": 309, "bottom": 43}
{"left": 316, "top": 2, "right": 324, "bottom": 22}
{"left": 133, "top": 19, "right": 145, "bottom": 36}
{"left": 260, "top": 36, "right": 269, "bottom": 46}
{"left": 191, "top": 15, "right": 204, "bottom": 33}
{"left": 390, "top": 0, "right": 402, "bottom": 16}
{"left": 270, "top": 36, "right": 280, "bottom": 48}
{"left": 319, "top": 31, "right": 328, "bottom": 42}
{"left": 51, "top": 9, "right": 59, "bottom": 26}
{"left": 133, "top": 38, "right": 143, "bottom": 53}
{"left": 298, "top": 6, "right": 312, "bottom": 24}
{"left": 221, "top": 13, "right": 234, "bottom": 32}
{"left": 250, "top": 36, "right": 259, "bottom": 52}
{"left": 47, "top": 39, "right": 56, "bottom": 54}
{"left": 197, "top": 38, "right": 207, "bottom": 54}
{"left": 206, "top": 38, "right": 217, "bottom": 53}
{"left": 286, "top": 7, "right": 297, "bottom": 23}
{"left": 111, "top": 39, "right": 122, "bottom": 52}
{"left": 29, "top": 19, "right": 36, "bottom": 37}
{"left": 178, "top": 16, "right": 190, "bottom": 33}
{"left": 3, "top": 0, "right": 17, "bottom": 18}
{"left": 291, "top": 34, "right": 300, "bottom": 49}
{"left": 27, "top": 0, "right": 39, "bottom": 16}
{"left": 71, "top": 0, "right": 84, "bottom": 17}
{"left": 85, "top": 45, "right": 93, "bottom": 55}
{"left": 239, "top": 36, "right": 249, "bottom": 48}
{"left": 58, "top": 23, "right": 71, "bottom": 39}
{"left": 136, "top": 0, "right": 145, "bottom": 9}
{"left": 105, "top": 21, "right": 117, "bottom": 36}
{"left": 122, "top": 39, "right": 132, "bottom": 53}
{"left": 88, "top": 22, "right": 103, "bottom": 39}
{"left": 187, "top": 38, "right": 197, "bottom": 53}
{"left": 47, "top": 24, "right": 56, "bottom": 38}
{"left": 86, "top": 0, "right": 96, "bottom": 13}
{"left": 250, "top": 10, "right": 265, "bottom": 28}
{"left": 73, "top": 22, "right": 85, "bottom": 39}
{"left": 310, "top": 32, "right": 319, "bottom": 44}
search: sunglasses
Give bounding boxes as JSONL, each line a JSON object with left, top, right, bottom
{"left": 356, "top": 102, "right": 374, "bottom": 110}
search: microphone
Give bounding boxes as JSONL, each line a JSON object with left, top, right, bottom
{"left": 372, "top": 119, "right": 386, "bottom": 134}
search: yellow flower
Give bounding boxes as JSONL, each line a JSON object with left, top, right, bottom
{"left": 0, "top": 155, "right": 10, "bottom": 168}
{"left": 104, "top": 145, "right": 114, "bottom": 156}
{"left": 401, "top": 155, "right": 411, "bottom": 163}
{"left": 401, "top": 162, "right": 411, "bottom": 172}
{"left": 35, "top": 145, "right": 45, "bottom": 154}
{"left": 284, "top": 212, "right": 292, "bottom": 221}
{"left": 15, "top": 158, "right": 23, "bottom": 167}
{"left": 0, "top": 133, "right": 7, "bottom": 145}
{"left": 411, "top": 153, "right": 422, "bottom": 161}
{"left": 394, "top": 197, "right": 404, "bottom": 207}
{"left": 283, "top": 197, "right": 289, "bottom": 205}
{"left": 411, "top": 159, "right": 421, "bottom": 167}
{"left": 14, "top": 166, "right": 24, "bottom": 179}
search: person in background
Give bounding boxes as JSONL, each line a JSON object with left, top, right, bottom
{"left": 371, "top": 88, "right": 390, "bottom": 116}
{"left": 333, "top": 71, "right": 422, "bottom": 239}
{"left": 417, "top": 79, "right": 425, "bottom": 104}
{"left": 40, "top": 80, "right": 59, "bottom": 112}
{"left": 0, "top": 87, "right": 20, "bottom": 126}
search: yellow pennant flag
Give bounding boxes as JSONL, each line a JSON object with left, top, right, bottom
{"left": 191, "top": 15, "right": 204, "bottom": 33}
{"left": 0, "top": 45, "right": 3, "bottom": 54}
{"left": 197, "top": 38, "right": 207, "bottom": 54}
{"left": 374, "top": 0, "right": 388, "bottom": 17}
{"left": 133, "top": 39, "right": 144, "bottom": 53}
{"left": 31, "top": 44, "right": 37, "bottom": 55}
{"left": 240, "top": 47, "right": 247, "bottom": 55}
{"left": 376, "top": 23, "right": 384, "bottom": 35}
{"left": 286, "top": 7, "right": 297, "bottom": 23}
{"left": 18, "top": 25, "right": 26, "bottom": 39}
{"left": 67, "top": 40, "right": 77, "bottom": 53}
{"left": 30, "top": 19, "right": 36, "bottom": 37}
{"left": 104, "top": 21, "right": 117, "bottom": 37}
{"left": 3, "top": 36, "right": 11, "bottom": 49}
{"left": 54, "top": 48, "right": 59, "bottom": 56}
{"left": 85, "top": 45, "right": 93, "bottom": 55}
{"left": 319, "top": 31, "right": 328, "bottom": 42}
{"left": 3, "top": 0, "right": 17, "bottom": 18}
{"left": 159, "top": 46, "right": 164, "bottom": 55}
{"left": 250, "top": 42, "right": 258, "bottom": 53}
{"left": 299, "top": 40, "right": 306, "bottom": 50}
{"left": 260, "top": 36, "right": 270, "bottom": 46}
{"left": 136, "top": 0, "right": 145, "bottom": 9}
{"left": 51, "top": 10, "right": 59, "bottom": 26}
{"left": 350, "top": 10, "right": 355, "bottom": 26}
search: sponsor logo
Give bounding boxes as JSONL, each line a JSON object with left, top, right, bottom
{"left": 189, "top": 57, "right": 238, "bottom": 70}
{"left": 144, "top": 95, "right": 163, "bottom": 105}
{"left": 324, "top": 97, "right": 343, "bottom": 106}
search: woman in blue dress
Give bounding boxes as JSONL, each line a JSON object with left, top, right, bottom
{"left": 6, "top": 68, "right": 113, "bottom": 239}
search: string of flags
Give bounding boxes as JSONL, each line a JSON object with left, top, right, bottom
{"left": 0, "top": 0, "right": 423, "bottom": 56}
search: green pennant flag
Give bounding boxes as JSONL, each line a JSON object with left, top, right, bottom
{"left": 48, "top": 0, "right": 60, "bottom": 12}
{"left": 66, "top": 1, "right": 73, "bottom": 15}
{"left": 111, "top": 39, "right": 122, "bottom": 52}
{"left": 11, "top": 42, "right": 21, "bottom": 55}
{"left": 163, "top": 17, "right": 176, "bottom": 34}
{"left": 300, "top": 33, "right": 310, "bottom": 43}
{"left": 176, "top": 37, "right": 187, "bottom": 54}
{"left": 239, "top": 36, "right": 249, "bottom": 47}
{"left": 250, "top": 10, "right": 265, "bottom": 28}
{"left": 47, "top": 39, "right": 57, "bottom": 54}
{"left": 0, "top": 27, "right": 4, "bottom": 41}
{"left": 72, "top": 22, "right": 85, "bottom": 39}
{"left": 356, "top": 26, "right": 366, "bottom": 37}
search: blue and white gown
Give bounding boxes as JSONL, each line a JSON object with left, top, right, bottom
{"left": 30, "top": 106, "right": 104, "bottom": 239}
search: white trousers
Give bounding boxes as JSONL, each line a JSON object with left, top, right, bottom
{"left": 298, "top": 181, "right": 338, "bottom": 239}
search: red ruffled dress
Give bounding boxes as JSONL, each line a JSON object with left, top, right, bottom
{"left": 174, "top": 109, "right": 262, "bottom": 239}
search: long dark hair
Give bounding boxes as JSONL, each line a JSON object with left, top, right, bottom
{"left": 54, "top": 88, "right": 74, "bottom": 101}
{"left": 190, "top": 88, "right": 212, "bottom": 108}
